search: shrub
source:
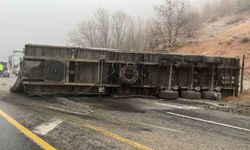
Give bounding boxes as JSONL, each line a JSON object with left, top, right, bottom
{"left": 241, "top": 37, "right": 250, "bottom": 43}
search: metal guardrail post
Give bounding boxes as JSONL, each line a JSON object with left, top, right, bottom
{"left": 240, "top": 55, "right": 245, "bottom": 94}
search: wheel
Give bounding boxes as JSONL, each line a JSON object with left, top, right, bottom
{"left": 202, "top": 91, "right": 222, "bottom": 100}
{"left": 180, "top": 90, "right": 201, "bottom": 99}
{"left": 159, "top": 90, "right": 179, "bottom": 100}
{"left": 202, "top": 56, "right": 223, "bottom": 64}
{"left": 119, "top": 65, "right": 139, "bottom": 84}
{"left": 44, "top": 59, "right": 65, "bottom": 82}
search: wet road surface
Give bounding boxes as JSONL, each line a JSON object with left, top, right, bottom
{"left": 0, "top": 77, "right": 250, "bottom": 150}
{"left": 0, "top": 116, "right": 42, "bottom": 150}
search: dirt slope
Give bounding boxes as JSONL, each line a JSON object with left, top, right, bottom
{"left": 176, "top": 15, "right": 250, "bottom": 89}
{"left": 177, "top": 22, "right": 250, "bottom": 57}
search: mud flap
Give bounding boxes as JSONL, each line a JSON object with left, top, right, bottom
{"left": 180, "top": 90, "right": 201, "bottom": 99}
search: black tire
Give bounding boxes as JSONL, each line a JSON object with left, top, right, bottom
{"left": 180, "top": 90, "right": 201, "bottom": 99}
{"left": 202, "top": 56, "right": 223, "bottom": 64}
{"left": 44, "top": 59, "right": 65, "bottom": 82}
{"left": 159, "top": 90, "right": 179, "bottom": 100}
{"left": 119, "top": 65, "right": 139, "bottom": 84}
{"left": 202, "top": 91, "right": 222, "bottom": 100}
{"left": 183, "top": 55, "right": 202, "bottom": 63}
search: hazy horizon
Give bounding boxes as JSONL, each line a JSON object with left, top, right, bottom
{"left": 0, "top": 0, "right": 207, "bottom": 61}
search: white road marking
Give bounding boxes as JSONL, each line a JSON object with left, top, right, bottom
{"left": 48, "top": 106, "right": 91, "bottom": 116}
{"left": 140, "top": 122, "right": 185, "bottom": 133}
{"left": 155, "top": 102, "right": 201, "bottom": 110}
{"left": 33, "top": 118, "right": 63, "bottom": 135}
{"left": 167, "top": 112, "right": 250, "bottom": 132}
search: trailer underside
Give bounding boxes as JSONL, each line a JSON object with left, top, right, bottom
{"left": 11, "top": 44, "right": 241, "bottom": 100}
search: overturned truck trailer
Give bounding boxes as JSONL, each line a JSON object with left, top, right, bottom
{"left": 11, "top": 44, "right": 241, "bottom": 100}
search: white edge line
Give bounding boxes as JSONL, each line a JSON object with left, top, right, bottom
{"left": 155, "top": 102, "right": 201, "bottom": 110}
{"left": 167, "top": 112, "right": 250, "bottom": 132}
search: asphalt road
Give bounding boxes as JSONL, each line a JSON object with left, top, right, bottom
{"left": 0, "top": 116, "right": 42, "bottom": 150}
{"left": 0, "top": 77, "right": 250, "bottom": 150}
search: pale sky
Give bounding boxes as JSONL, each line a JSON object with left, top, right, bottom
{"left": 0, "top": 0, "right": 205, "bottom": 61}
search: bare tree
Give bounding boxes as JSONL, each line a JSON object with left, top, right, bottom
{"left": 69, "top": 8, "right": 112, "bottom": 48}
{"left": 69, "top": 0, "right": 249, "bottom": 52}
{"left": 111, "top": 11, "right": 128, "bottom": 49}
{"left": 94, "top": 8, "right": 111, "bottom": 48}
{"left": 182, "top": 11, "right": 201, "bottom": 39}
{"left": 202, "top": 1, "right": 213, "bottom": 20}
{"left": 234, "top": 0, "right": 250, "bottom": 12}
{"left": 155, "top": 0, "right": 192, "bottom": 49}
{"left": 69, "top": 2, "right": 200, "bottom": 51}
{"left": 124, "top": 17, "right": 136, "bottom": 50}
{"left": 215, "top": 0, "right": 233, "bottom": 16}
{"left": 144, "top": 19, "right": 167, "bottom": 51}
{"left": 124, "top": 17, "right": 146, "bottom": 50}
{"left": 68, "top": 18, "right": 98, "bottom": 47}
